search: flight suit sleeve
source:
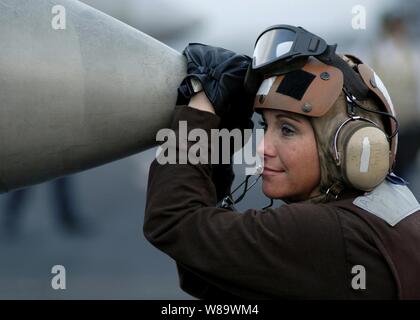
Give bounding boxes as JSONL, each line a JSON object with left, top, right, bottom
{"left": 143, "top": 105, "right": 349, "bottom": 299}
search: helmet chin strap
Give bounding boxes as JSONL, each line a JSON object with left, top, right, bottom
{"left": 304, "top": 182, "right": 346, "bottom": 203}
{"left": 324, "top": 182, "right": 346, "bottom": 201}
{"left": 217, "top": 175, "right": 345, "bottom": 208}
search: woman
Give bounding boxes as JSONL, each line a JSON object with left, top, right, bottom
{"left": 144, "top": 25, "right": 420, "bottom": 299}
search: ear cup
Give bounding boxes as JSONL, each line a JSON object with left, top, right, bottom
{"left": 339, "top": 123, "right": 390, "bottom": 191}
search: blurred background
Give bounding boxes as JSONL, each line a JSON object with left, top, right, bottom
{"left": 1, "top": 0, "right": 420, "bottom": 299}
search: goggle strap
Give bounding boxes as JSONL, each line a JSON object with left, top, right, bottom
{"left": 318, "top": 46, "right": 369, "bottom": 100}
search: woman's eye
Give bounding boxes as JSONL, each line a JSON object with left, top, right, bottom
{"left": 281, "top": 124, "right": 295, "bottom": 136}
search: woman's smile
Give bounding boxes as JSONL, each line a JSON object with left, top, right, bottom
{"left": 262, "top": 166, "right": 286, "bottom": 176}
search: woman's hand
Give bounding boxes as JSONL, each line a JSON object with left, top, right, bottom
{"left": 177, "top": 43, "right": 254, "bottom": 129}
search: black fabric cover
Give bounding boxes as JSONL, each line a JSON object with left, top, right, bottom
{"left": 276, "top": 69, "right": 316, "bottom": 100}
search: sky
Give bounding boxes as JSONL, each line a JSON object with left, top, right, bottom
{"left": 82, "top": 0, "right": 400, "bottom": 53}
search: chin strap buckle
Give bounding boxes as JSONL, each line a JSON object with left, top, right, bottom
{"left": 325, "top": 182, "right": 345, "bottom": 201}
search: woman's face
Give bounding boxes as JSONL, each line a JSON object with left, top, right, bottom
{"left": 257, "top": 109, "right": 321, "bottom": 201}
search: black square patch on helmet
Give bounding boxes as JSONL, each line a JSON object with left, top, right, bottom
{"left": 276, "top": 69, "right": 316, "bottom": 100}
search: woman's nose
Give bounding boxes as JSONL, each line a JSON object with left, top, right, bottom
{"left": 257, "top": 132, "right": 276, "bottom": 158}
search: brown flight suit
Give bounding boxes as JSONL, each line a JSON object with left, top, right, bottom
{"left": 144, "top": 106, "right": 420, "bottom": 299}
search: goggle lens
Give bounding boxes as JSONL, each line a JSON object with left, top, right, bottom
{"left": 253, "top": 28, "right": 296, "bottom": 69}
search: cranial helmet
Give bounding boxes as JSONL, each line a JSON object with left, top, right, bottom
{"left": 248, "top": 25, "right": 399, "bottom": 201}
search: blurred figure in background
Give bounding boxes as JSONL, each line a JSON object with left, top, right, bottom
{"left": 2, "top": 176, "right": 86, "bottom": 237}
{"left": 370, "top": 12, "right": 420, "bottom": 180}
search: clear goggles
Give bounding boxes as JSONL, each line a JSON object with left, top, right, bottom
{"left": 252, "top": 25, "right": 328, "bottom": 74}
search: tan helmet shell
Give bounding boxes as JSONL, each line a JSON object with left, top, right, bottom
{"left": 254, "top": 54, "right": 398, "bottom": 198}
{"left": 254, "top": 57, "right": 343, "bottom": 117}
